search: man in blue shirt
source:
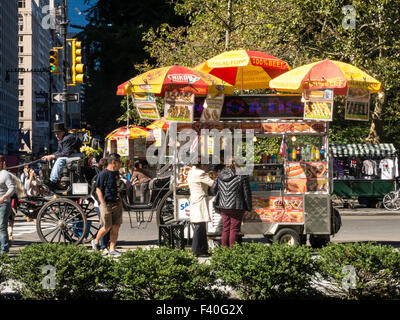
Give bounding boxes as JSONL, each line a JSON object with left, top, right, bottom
{"left": 91, "top": 153, "right": 123, "bottom": 257}
{"left": 41, "top": 122, "right": 82, "bottom": 190}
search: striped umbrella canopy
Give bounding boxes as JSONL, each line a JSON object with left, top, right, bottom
{"left": 105, "top": 125, "right": 151, "bottom": 141}
{"left": 270, "top": 59, "right": 382, "bottom": 95}
{"left": 146, "top": 117, "right": 169, "bottom": 130}
{"left": 116, "top": 65, "right": 234, "bottom": 96}
{"left": 194, "top": 49, "right": 290, "bottom": 91}
{"left": 329, "top": 143, "right": 396, "bottom": 157}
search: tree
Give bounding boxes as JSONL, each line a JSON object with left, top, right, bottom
{"left": 142, "top": 0, "right": 400, "bottom": 147}
{"left": 80, "top": 0, "right": 184, "bottom": 137}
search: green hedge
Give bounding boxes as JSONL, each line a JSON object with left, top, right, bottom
{"left": 2, "top": 242, "right": 400, "bottom": 300}
{"left": 107, "top": 247, "right": 226, "bottom": 300}
{"left": 9, "top": 243, "right": 111, "bottom": 300}
{"left": 316, "top": 242, "right": 400, "bottom": 299}
{"left": 210, "top": 242, "right": 318, "bottom": 299}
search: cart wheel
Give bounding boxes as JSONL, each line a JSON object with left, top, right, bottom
{"left": 272, "top": 228, "right": 300, "bottom": 246}
{"left": 383, "top": 191, "right": 400, "bottom": 211}
{"left": 309, "top": 234, "right": 330, "bottom": 249}
{"left": 79, "top": 197, "right": 101, "bottom": 243}
{"left": 156, "top": 190, "right": 175, "bottom": 226}
{"left": 36, "top": 198, "right": 87, "bottom": 245}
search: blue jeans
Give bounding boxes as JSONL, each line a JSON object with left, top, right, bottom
{"left": 0, "top": 202, "right": 11, "bottom": 254}
{"left": 95, "top": 207, "right": 110, "bottom": 250}
{"left": 50, "top": 157, "right": 67, "bottom": 182}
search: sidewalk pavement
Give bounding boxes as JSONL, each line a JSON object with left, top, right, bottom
{"left": 336, "top": 206, "right": 400, "bottom": 216}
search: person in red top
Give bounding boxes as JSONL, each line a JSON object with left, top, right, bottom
{"left": 130, "top": 161, "right": 151, "bottom": 203}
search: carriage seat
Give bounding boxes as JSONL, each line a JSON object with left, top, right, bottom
{"left": 65, "top": 153, "right": 84, "bottom": 164}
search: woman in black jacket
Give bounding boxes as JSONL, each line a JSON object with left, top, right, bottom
{"left": 210, "top": 159, "right": 252, "bottom": 247}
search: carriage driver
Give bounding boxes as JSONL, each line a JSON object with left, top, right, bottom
{"left": 41, "top": 122, "right": 82, "bottom": 190}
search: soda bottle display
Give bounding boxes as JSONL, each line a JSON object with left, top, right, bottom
{"left": 296, "top": 145, "right": 301, "bottom": 161}
{"left": 305, "top": 145, "right": 310, "bottom": 161}
{"left": 320, "top": 146, "right": 325, "bottom": 160}
{"left": 311, "top": 146, "right": 316, "bottom": 161}
{"left": 315, "top": 147, "right": 320, "bottom": 161}
{"left": 292, "top": 148, "right": 297, "bottom": 161}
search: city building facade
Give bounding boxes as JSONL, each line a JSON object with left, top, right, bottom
{"left": 0, "top": 0, "right": 19, "bottom": 155}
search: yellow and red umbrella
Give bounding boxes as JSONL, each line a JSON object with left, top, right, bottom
{"left": 269, "top": 59, "right": 382, "bottom": 95}
{"left": 146, "top": 117, "right": 169, "bottom": 130}
{"left": 105, "top": 125, "right": 151, "bottom": 141}
{"left": 194, "top": 49, "right": 290, "bottom": 91}
{"left": 116, "top": 65, "right": 234, "bottom": 96}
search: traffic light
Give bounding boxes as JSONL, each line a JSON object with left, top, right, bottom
{"left": 49, "top": 48, "right": 58, "bottom": 73}
{"left": 71, "top": 39, "right": 84, "bottom": 85}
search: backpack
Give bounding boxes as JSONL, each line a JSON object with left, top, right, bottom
{"left": 90, "top": 170, "right": 110, "bottom": 203}
{"left": 8, "top": 172, "right": 27, "bottom": 199}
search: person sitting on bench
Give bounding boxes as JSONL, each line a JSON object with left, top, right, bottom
{"left": 41, "top": 122, "right": 82, "bottom": 190}
{"left": 130, "top": 161, "right": 151, "bottom": 203}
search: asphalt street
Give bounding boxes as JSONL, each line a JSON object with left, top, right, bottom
{"left": 7, "top": 205, "right": 400, "bottom": 253}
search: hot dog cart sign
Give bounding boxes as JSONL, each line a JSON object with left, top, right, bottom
{"left": 303, "top": 89, "right": 333, "bottom": 121}
{"left": 200, "top": 94, "right": 224, "bottom": 122}
{"left": 132, "top": 93, "right": 160, "bottom": 120}
{"left": 285, "top": 162, "right": 328, "bottom": 193}
{"left": 164, "top": 91, "right": 194, "bottom": 123}
{"left": 244, "top": 196, "right": 304, "bottom": 223}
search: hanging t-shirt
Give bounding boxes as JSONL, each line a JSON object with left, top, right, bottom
{"left": 362, "top": 160, "right": 378, "bottom": 176}
{"left": 379, "top": 158, "right": 398, "bottom": 180}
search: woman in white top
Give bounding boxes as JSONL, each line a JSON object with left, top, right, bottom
{"left": 25, "top": 169, "right": 42, "bottom": 197}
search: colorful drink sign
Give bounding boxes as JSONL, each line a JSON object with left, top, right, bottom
{"left": 345, "top": 88, "right": 370, "bottom": 121}
{"left": 164, "top": 91, "right": 194, "bottom": 123}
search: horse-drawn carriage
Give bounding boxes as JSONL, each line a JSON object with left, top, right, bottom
{"left": 15, "top": 154, "right": 175, "bottom": 245}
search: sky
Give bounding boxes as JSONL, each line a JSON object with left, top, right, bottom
{"left": 67, "top": 0, "right": 95, "bottom": 33}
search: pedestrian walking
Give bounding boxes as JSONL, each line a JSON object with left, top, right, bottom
{"left": 91, "top": 153, "right": 123, "bottom": 257}
{"left": 92, "top": 158, "right": 110, "bottom": 254}
{"left": 187, "top": 160, "right": 215, "bottom": 257}
{"left": 0, "top": 155, "right": 15, "bottom": 254}
{"left": 210, "top": 158, "right": 252, "bottom": 248}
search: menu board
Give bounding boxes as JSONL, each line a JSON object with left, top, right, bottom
{"left": 117, "top": 138, "right": 129, "bottom": 157}
{"left": 200, "top": 94, "right": 224, "bottom": 122}
{"left": 304, "top": 101, "right": 333, "bottom": 121}
{"left": 285, "top": 162, "right": 328, "bottom": 193}
{"left": 345, "top": 88, "right": 370, "bottom": 121}
{"left": 133, "top": 138, "right": 146, "bottom": 158}
{"left": 262, "top": 122, "right": 326, "bottom": 134}
{"left": 303, "top": 89, "right": 334, "bottom": 121}
{"left": 132, "top": 93, "right": 160, "bottom": 120}
{"left": 244, "top": 196, "right": 303, "bottom": 223}
{"left": 194, "top": 95, "right": 304, "bottom": 120}
{"left": 164, "top": 91, "right": 194, "bottom": 123}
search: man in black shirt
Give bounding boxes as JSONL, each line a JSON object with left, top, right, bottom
{"left": 91, "top": 153, "right": 123, "bottom": 257}
{"left": 41, "top": 122, "right": 82, "bottom": 188}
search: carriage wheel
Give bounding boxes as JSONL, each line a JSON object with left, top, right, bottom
{"left": 79, "top": 197, "right": 101, "bottom": 243}
{"left": 156, "top": 190, "right": 175, "bottom": 226}
{"left": 36, "top": 198, "right": 87, "bottom": 245}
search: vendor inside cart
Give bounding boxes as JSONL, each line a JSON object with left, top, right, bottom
{"left": 130, "top": 161, "right": 151, "bottom": 203}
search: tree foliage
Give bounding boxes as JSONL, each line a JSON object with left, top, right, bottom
{"left": 80, "top": 0, "right": 184, "bottom": 137}
{"left": 142, "top": 0, "right": 400, "bottom": 147}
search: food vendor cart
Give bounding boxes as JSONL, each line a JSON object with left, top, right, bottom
{"left": 330, "top": 143, "right": 398, "bottom": 208}
{"left": 171, "top": 94, "right": 341, "bottom": 248}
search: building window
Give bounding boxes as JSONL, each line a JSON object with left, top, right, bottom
{"left": 19, "top": 122, "right": 24, "bottom": 129}
{"left": 19, "top": 79, "right": 24, "bottom": 85}
{"left": 19, "top": 111, "right": 24, "bottom": 118}
{"left": 19, "top": 89, "right": 24, "bottom": 96}
{"left": 19, "top": 46, "right": 23, "bottom": 53}
{"left": 18, "top": 1, "right": 26, "bottom": 8}
{"left": 19, "top": 24, "right": 24, "bottom": 31}
{"left": 19, "top": 100, "right": 24, "bottom": 107}
{"left": 19, "top": 36, "right": 23, "bottom": 42}
{"left": 19, "top": 57, "right": 23, "bottom": 64}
